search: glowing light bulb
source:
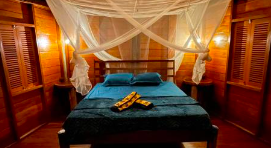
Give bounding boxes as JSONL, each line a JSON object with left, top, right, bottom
{"left": 38, "top": 37, "right": 49, "bottom": 49}
{"left": 197, "top": 38, "right": 201, "bottom": 43}
{"left": 65, "top": 39, "right": 70, "bottom": 44}
{"left": 214, "top": 36, "right": 223, "bottom": 44}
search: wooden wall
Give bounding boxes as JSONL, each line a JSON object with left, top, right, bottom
{"left": 233, "top": 0, "right": 271, "bottom": 19}
{"left": 33, "top": 5, "right": 61, "bottom": 116}
{"left": 205, "top": 6, "right": 232, "bottom": 114}
{"left": 0, "top": 0, "right": 33, "bottom": 24}
{"left": 0, "top": 61, "right": 14, "bottom": 147}
{"left": 0, "top": 0, "right": 62, "bottom": 147}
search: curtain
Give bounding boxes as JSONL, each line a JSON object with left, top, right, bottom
{"left": 46, "top": 0, "right": 230, "bottom": 95}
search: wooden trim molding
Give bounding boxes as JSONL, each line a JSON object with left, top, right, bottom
{"left": 0, "top": 21, "right": 35, "bottom": 27}
{"left": 12, "top": 85, "right": 43, "bottom": 97}
{"left": 227, "top": 81, "right": 261, "bottom": 92}
{"left": 232, "top": 15, "right": 271, "bottom": 23}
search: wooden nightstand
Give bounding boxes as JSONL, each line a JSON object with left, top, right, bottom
{"left": 182, "top": 77, "right": 213, "bottom": 110}
{"left": 54, "top": 81, "right": 77, "bottom": 111}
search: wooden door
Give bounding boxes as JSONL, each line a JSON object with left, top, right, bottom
{"left": 226, "top": 17, "right": 271, "bottom": 134}
{"left": 0, "top": 24, "right": 45, "bottom": 137}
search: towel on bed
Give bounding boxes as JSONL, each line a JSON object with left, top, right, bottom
{"left": 111, "top": 92, "right": 141, "bottom": 112}
{"left": 111, "top": 92, "right": 154, "bottom": 112}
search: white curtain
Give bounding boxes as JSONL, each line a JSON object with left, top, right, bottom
{"left": 46, "top": 0, "right": 230, "bottom": 95}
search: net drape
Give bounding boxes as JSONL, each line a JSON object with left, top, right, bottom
{"left": 46, "top": 0, "right": 230, "bottom": 95}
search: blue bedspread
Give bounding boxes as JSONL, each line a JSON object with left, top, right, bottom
{"left": 63, "top": 96, "right": 212, "bottom": 143}
{"left": 63, "top": 82, "right": 211, "bottom": 143}
{"left": 86, "top": 82, "right": 187, "bottom": 99}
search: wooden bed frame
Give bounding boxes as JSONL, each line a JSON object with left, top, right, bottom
{"left": 93, "top": 60, "right": 175, "bottom": 84}
{"left": 58, "top": 60, "right": 219, "bottom": 148}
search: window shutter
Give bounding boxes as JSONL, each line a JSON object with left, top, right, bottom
{"left": 0, "top": 25, "right": 24, "bottom": 92}
{"left": 231, "top": 21, "right": 249, "bottom": 83}
{"left": 247, "top": 18, "right": 271, "bottom": 87}
{"left": 16, "top": 26, "right": 39, "bottom": 87}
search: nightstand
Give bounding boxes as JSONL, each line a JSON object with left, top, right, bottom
{"left": 182, "top": 77, "right": 213, "bottom": 110}
{"left": 54, "top": 81, "right": 77, "bottom": 111}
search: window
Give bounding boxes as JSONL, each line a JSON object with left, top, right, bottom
{"left": 230, "top": 18, "right": 271, "bottom": 89}
{"left": 0, "top": 24, "right": 40, "bottom": 94}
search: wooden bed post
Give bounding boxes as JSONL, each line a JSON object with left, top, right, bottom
{"left": 207, "top": 125, "right": 219, "bottom": 148}
{"left": 58, "top": 129, "right": 70, "bottom": 148}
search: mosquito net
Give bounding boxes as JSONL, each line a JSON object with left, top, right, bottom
{"left": 46, "top": 0, "right": 230, "bottom": 95}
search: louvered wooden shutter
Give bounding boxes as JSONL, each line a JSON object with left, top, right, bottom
{"left": 247, "top": 18, "right": 271, "bottom": 87}
{"left": 231, "top": 21, "right": 249, "bottom": 83}
{"left": 0, "top": 25, "right": 24, "bottom": 92}
{"left": 16, "top": 26, "right": 39, "bottom": 87}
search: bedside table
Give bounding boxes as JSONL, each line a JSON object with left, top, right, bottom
{"left": 182, "top": 77, "right": 213, "bottom": 110}
{"left": 55, "top": 81, "right": 77, "bottom": 111}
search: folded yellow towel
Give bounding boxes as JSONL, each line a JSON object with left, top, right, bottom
{"left": 111, "top": 92, "right": 154, "bottom": 112}
{"left": 135, "top": 99, "right": 154, "bottom": 110}
{"left": 113, "top": 92, "right": 137, "bottom": 108}
{"left": 111, "top": 92, "right": 140, "bottom": 112}
{"left": 117, "top": 94, "right": 141, "bottom": 111}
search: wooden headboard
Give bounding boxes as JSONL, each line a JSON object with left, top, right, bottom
{"left": 94, "top": 60, "right": 175, "bottom": 84}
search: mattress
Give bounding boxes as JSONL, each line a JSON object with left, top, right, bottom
{"left": 85, "top": 82, "right": 187, "bottom": 99}
{"left": 63, "top": 83, "right": 212, "bottom": 142}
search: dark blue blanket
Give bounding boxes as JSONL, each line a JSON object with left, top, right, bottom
{"left": 63, "top": 96, "right": 212, "bottom": 142}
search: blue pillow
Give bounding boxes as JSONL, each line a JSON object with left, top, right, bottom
{"left": 102, "top": 73, "right": 133, "bottom": 86}
{"left": 131, "top": 72, "right": 163, "bottom": 85}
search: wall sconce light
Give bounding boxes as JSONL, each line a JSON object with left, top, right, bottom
{"left": 214, "top": 36, "right": 223, "bottom": 44}
{"left": 65, "top": 39, "right": 70, "bottom": 44}
{"left": 213, "top": 33, "right": 228, "bottom": 47}
{"left": 38, "top": 36, "right": 49, "bottom": 49}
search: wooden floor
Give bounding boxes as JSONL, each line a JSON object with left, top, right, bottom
{"left": 7, "top": 118, "right": 271, "bottom": 148}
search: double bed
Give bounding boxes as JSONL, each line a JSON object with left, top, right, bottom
{"left": 58, "top": 60, "right": 218, "bottom": 148}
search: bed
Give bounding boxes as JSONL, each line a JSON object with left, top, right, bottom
{"left": 58, "top": 60, "right": 218, "bottom": 148}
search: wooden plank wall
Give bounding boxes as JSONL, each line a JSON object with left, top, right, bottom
{"left": 13, "top": 89, "right": 44, "bottom": 137}
{"left": 205, "top": 6, "right": 232, "bottom": 114}
{"left": 0, "top": 0, "right": 33, "bottom": 24}
{"left": 0, "top": 0, "right": 62, "bottom": 147}
{"left": 33, "top": 6, "right": 61, "bottom": 116}
{"left": 233, "top": 0, "right": 271, "bottom": 19}
{"left": 0, "top": 62, "right": 14, "bottom": 147}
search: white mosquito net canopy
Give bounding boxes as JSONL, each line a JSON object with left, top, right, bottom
{"left": 46, "top": 0, "right": 230, "bottom": 95}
